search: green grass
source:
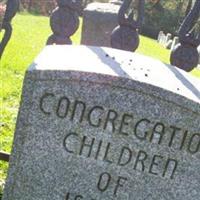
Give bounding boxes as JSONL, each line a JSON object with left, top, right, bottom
{"left": 137, "top": 36, "right": 200, "bottom": 78}
{"left": 0, "top": 13, "right": 81, "bottom": 192}
{"left": 0, "top": 13, "right": 199, "bottom": 193}
{"left": 137, "top": 36, "right": 171, "bottom": 64}
{"left": 0, "top": 13, "right": 50, "bottom": 193}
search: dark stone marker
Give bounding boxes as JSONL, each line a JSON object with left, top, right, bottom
{"left": 3, "top": 45, "right": 200, "bottom": 200}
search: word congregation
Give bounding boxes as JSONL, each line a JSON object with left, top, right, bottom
{"left": 39, "top": 92, "right": 200, "bottom": 156}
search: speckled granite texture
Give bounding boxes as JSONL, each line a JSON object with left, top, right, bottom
{"left": 3, "top": 45, "right": 200, "bottom": 200}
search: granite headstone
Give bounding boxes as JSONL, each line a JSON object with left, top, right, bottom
{"left": 81, "top": 2, "right": 120, "bottom": 47}
{"left": 3, "top": 45, "right": 200, "bottom": 200}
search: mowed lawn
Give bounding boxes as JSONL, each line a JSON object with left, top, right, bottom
{"left": 0, "top": 13, "right": 200, "bottom": 190}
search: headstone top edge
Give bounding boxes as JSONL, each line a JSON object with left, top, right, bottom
{"left": 29, "top": 45, "right": 200, "bottom": 106}
{"left": 26, "top": 69, "right": 200, "bottom": 115}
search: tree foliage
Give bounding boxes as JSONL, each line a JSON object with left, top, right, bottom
{"left": 20, "top": 0, "right": 57, "bottom": 15}
{"left": 142, "top": 0, "right": 197, "bottom": 38}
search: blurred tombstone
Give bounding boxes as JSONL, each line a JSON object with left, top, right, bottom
{"left": 81, "top": 1, "right": 121, "bottom": 47}
{"left": 170, "top": 37, "right": 179, "bottom": 51}
{"left": 160, "top": 33, "right": 166, "bottom": 45}
{"left": 157, "top": 30, "right": 164, "bottom": 42}
{"left": 164, "top": 39, "right": 172, "bottom": 49}
{"left": 165, "top": 33, "right": 172, "bottom": 45}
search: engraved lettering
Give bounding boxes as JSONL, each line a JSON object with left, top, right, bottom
{"left": 103, "top": 142, "right": 113, "bottom": 163}
{"left": 117, "top": 146, "right": 132, "bottom": 166}
{"left": 88, "top": 106, "right": 104, "bottom": 128}
{"left": 75, "top": 195, "right": 83, "bottom": 200}
{"left": 134, "top": 119, "right": 150, "bottom": 140}
{"left": 168, "top": 126, "right": 181, "bottom": 147}
{"left": 40, "top": 93, "right": 55, "bottom": 115}
{"left": 188, "top": 133, "right": 200, "bottom": 154}
{"left": 179, "top": 130, "right": 188, "bottom": 150}
{"left": 133, "top": 150, "right": 147, "bottom": 171}
{"left": 162, "top": 159, "right": 178, "bottom": 179}
{"left": 149, "top": 122, "right": 165, "bottom": 144}
{"left": 79, "top": 136, "right": 95, "bottom": 157}
{"left": 63, "top": 132, "right": 79, "bottom": 154}
{"left": 56, "top": 97, "right": 70, "bottom": 118}
{"left": 63, "top": 133, "right": 179, "bottom": 179}
{"left": 149, "top": 155, "right": 163, "bottom": 176}
{"left": 66, "top": 192, "right": 70, "bottom": 200}
{"left": 65, "top": 193, "right": 83, "bottom": 200}
{"left": 97, "top": 172, "right": 111, "bottom": 192}
{"left": 71, "top": 100, "right": 86, "bottom": 123}
{"left": 95, "top": 140, "right": 103, "bottom": 160}
{"left": 114, "top": 176, "right": 128, "bottom": 196}
{"left": 103, "top": 110, "right": 118, "bottom": 133}
{"left": 119, "top": 113, "right": 133, "bottom": 136}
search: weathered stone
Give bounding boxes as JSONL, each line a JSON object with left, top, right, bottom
{"left": 3, "top": 45, "right": 200, "bottom": 200}
{"left": 159, "top": 33, "right": 166, "bottom": 45}
{"left": 109, "top": 0, "right": 123, "bottom": 5}
{"left": 81, "top": 3, "right": 120, "bottom": 47}
{"left": 164, "top": 39, "right": 172, "bottom": 49}
{"left": 163, "top": 33, "right": 172, "bottom": 46}
{"left": 166, "top": 33, "right": 172, "bottom": 41}
{"left": 170, "top": 37, "right": 179, "bottom": 51}
{"left": 157, "top": 31, "right": 164, "bottom": 43}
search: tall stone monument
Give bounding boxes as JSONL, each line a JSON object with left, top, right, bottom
{"left": 2, "top": 45, "right": 200, "bottom": 200}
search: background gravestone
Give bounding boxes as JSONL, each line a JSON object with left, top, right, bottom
{"left": 81, "top": 2, "right": 120, "bottom": 47}
{"left": 2, "top": 45, "right": 200, "bottom": 200}
{"left": 170, "top": 37, "right": 179, "bottom": 51}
